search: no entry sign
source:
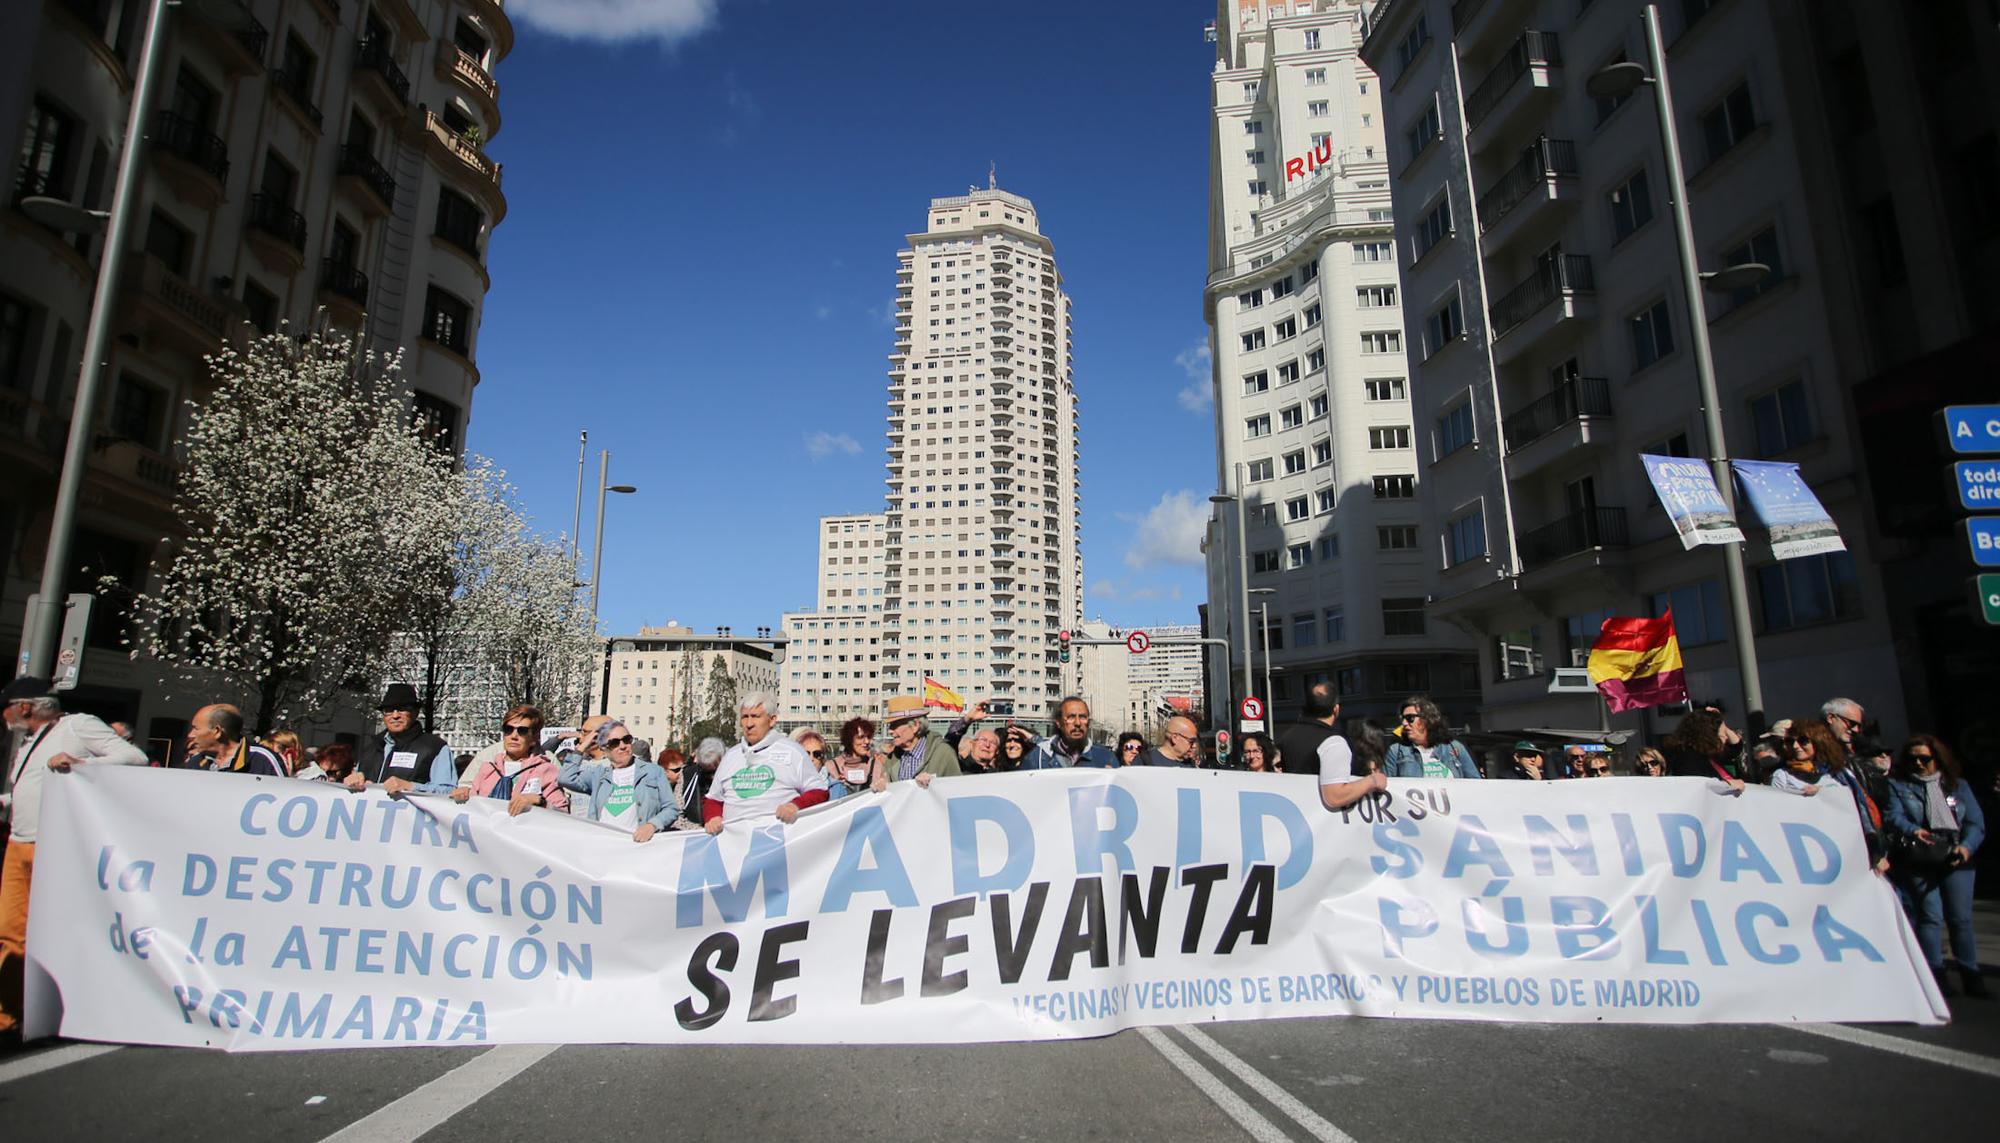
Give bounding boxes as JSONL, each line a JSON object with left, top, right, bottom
{"left": 1125, "top": 630, "right": 1150, "bottom": 654}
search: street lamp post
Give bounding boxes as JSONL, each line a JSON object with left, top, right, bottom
{"left": 1209, "top": 462, "right": 1254, "bottom": 731}
{"left": 17, "top": 0, "right": 172, "bottom": 679}
{"left": 582, "top": 450, "right": 636, "bottom": 717}
{"left": 1251, "top": 588, "right": 1276, "bottom": 723}
{"left": 1588, "top": 4, "right": 1773, "bottom": 733}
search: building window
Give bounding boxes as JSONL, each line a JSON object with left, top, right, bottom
{"left": 1423, "top": 294, "right": 1464, "bottom": 358}
{"left": 1246, "top": 414, "right": 1272, "bottom": 438}
{"left": 1271, "top": 276, "right": 1294, "bottom": 299}
{"left": 1365, "top": 378, "right": 1406, "bottom": 402}
{"left": 16, "top": 97, "right": 75, "bottom": 201}
{"left": 1248, "top": 458, "right": 1274, "bottom": 481}
{"left": 1274, "top": 317, "right": 1298, "bottom": 341}
{"left": 1309, "top": 393, "right": 1329, "bottom": 419}
{"left": 1315, "top": 488, "right": 1335, "bottom": 514}
{"left": 1306, "top": 348, "right": 1325, "bottom": 372}
{"left": 1758, "top": 552, "right": 1860, "bottom": 632}
{"left": 1324, "top": 607, "right": 1345, "bottom": 643}
{"left": 1378, "top": 525, "right": 1418, "bottom": 551}
{"left": 1247, "top": 149, "right": 1266, "bottom": 165}
{"left": 1629, "top": 299, "right": 1675, "bottom": 370}
{"left": 1280, "top": 404, "right": 1304, "bottom": 430}
{"left": 1394, "top": 15, "right": 1430, "bottom": 83}
{"left": 1446, "top": 508, "right": 1486, "bottom": 566}
{"left": 1305, "top": 29, "right": 1321, "bottom": 50}
{"left": 1721, "top": 224, "right": 1784, "bottom": 307}
{"left": 1245, "top": 120, "right": 1265, "bottom": 135}
{"left": 1287, "top": 542, "right": 1313, "bottom": 569}
{"left": 1750, "top": 378, "right": 1814, "bottom": 456}
{"left": 1306, "top": 68, "right": 1327, "bottom": 86}
{"left": 1253, "top": 550, "right": 1281, "bottom": 574}
{"left": 1361, "top": 331, "right": 1402, "bottom": 354}
{"left": 1241, "top": 329, "right": 1267, "bottom": 352}
{"left": 1383, "top": 597, "right": 1427, "bottom": 636}
{"left": 1369, "top": 426, "right": 1411, "bottom": 450}
{"left": 110, "top": 373, "right": 167, "bottom": 451}
{"left": 1594, "top": 51, "right": 1633, "bottom": 124}
{"left": 1250, "top": 503, "right": 1277, "bottom": 525}
{"left": 1309, "top": 100, "right": 1329, "bottom": 118}
{"left": 144, "top": 209, "right": 193, "bottom": 277}
{"left": 1609, "top": 169, "right": 1653, "bottom": 243}
{"left": 1292, "top": 613, "right": 1319, "bottom": 648}
{"left": 1318, "top": 534, "right": 1341, "bottom": 559}
{"left": 1494, "top": 625, "right": 1545, "bottom": 681}
{"left": 1649, "top": 580, "right": 1725, "bottom": 646}
{"left": 412, "top": 391, "right": 461, "bottom": 453}
{"left": 435, "top": 187, "right": 484, "bottom": 259}
{"left": 1285, "top": 496, "right": 1309, "bottom": 521}
{"left": 1645, "top": 431, "right": 1693, "bottom": 458}
{"left": 1243, "top": 370, "right": 1269, "bottom": 395}
{"left": 1277, "top": 360, "right": 1301, "bottom": 384}
{"left": 1358, "top": 285, "right": 1398, "bottom": 308}
{"left": 1701, "top": 81, "right": 1757, "bottom": 166}
{"left": 1412, "top": 196, "right": 1452, "bottom": 259}
{"left": 1354, "top": 242, "right": 1392, "bottom": 263}
{"left": 1405, "top": 97, "right": 1442, "bottom": 168}
{"left": 1301, "top": 260, "right": 1319, "bottom": 283}
{"left": 1283, "top": 449, "right": 1307, "bottom": 474}
{"left": 1239, "top": 288, "right": 1264, "bottom": 309}
{"left": 1436, "top": 401, "right": 1475, "bottom": 457}
{"left": 1243, "top": 81, "right": 1260, "bottom": 102}
{"left": 1383, "top": 664, "right": 1430, "bottom": 692}
{"left": 423, "top": 285, "right": 471, "bottom": 354}
{"left": 1374, "top": 474, "right": 1415, "bottom": 499}
{"left": 1248, "top": 180, "right": 1268, "bottom": 197}
{"left": 1303, "top": 303, "right": 1322, "bottom": 327}
{"left": 242, "top": 280, "right": 278, "bottom": 334}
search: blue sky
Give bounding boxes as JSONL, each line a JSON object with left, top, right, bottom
{"left": 468, "top": 1, "right": 1221, "bottom": 636}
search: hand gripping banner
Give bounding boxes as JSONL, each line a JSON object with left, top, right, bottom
{"left": 27, "top": 766, "right": 1945, "bottom": 1050}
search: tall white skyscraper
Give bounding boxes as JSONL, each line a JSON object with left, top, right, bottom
{"left": 1203, "top": 0, "right": 1477, "bottom": 727}
{"left": 879, "top": 187, "right": 1082, "bottom": 720}
{"left": 780, "top": 513, "right": 886, "bottom": 730}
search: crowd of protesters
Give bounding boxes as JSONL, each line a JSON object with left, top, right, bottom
{"left": 0, "top": 671, "right": 1988, "bottom": 1039}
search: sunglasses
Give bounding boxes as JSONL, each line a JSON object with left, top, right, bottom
{"left": 1400, "top": 713, "right": 1420, "bottom": 723}
{"left": 502, "top": 724, "right": 538, "bottom": 737}
{"left": 603, "top": 735, "right": 634, "bottom": 748}
{"left": 1640, "top": 760, "right": 1664, "bottom": 769}
{"left": 1908, "top": 753, "right": 1935, "bottom": 763}
{"left": 1586, "top": 765, "right": 1612, "bottom": 776}
{"left": 809, "top": 749, "right": 827, "bottom": 760}
{"left": 1121, "top": 743, "right": 1142, "bottom": 751}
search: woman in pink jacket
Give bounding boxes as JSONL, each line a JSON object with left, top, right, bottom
{"left": 450, "top": 703, "right": 569, "bottom": 815}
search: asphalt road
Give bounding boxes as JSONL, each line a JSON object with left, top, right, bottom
{"left": 4, "top": 999, "right": 1998, "bottom": 1142}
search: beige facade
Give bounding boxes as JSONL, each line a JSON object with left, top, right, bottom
{"left": 780, "top": 512, "right": 885, "bottom": 731}
{"left": 879, "top": 187, "right": 1082, "bottom": 719}
{"left": 1203, "top": 0, "right": 1480, "bottom": 730}
{"left": 2, "top": 0, "right": 510, "bottom": 744}
{"left": 600, "top": 625, "right": 781, "bottom": 745}
{"left": 1358, "top": 0, "right": 2000, "bottom": 740}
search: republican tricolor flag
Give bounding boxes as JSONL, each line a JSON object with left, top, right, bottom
{"left": 1585, "top": 611, "right": 1689, "bottom": 713}
{"left": 923, "top": 676, "right": 965, "bottom": 713}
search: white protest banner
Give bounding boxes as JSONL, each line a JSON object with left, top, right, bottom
{"left": 1641, "top": 454, "right": 1745, "bottom": 549}
{"left": 1731, "top": 459, "right": 1847, "bottom": 560}
{"left": 29, "top": 766, "right": 1944, "bottom": 1050}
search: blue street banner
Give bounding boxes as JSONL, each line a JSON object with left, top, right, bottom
{"left": 1957, "top": 460, "right": 2000, "bottom": 512}
{"left": 1730, "top": 460, "right": 1845, "bottom": 560}
{"left": 1941, "top": 405, "right": 2000, "bottom": 455}
{"left": 26, "top": 766, "right": 1944, "bottom": 1050}
{"left": 1640, "top": 455, "right": 1744, "bottom": 550}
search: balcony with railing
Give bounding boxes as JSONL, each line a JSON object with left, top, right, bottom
{"left": 1464, "top": 30, "right": 1561, "bottom": 147}
{"left": 437, "top": 43, "right": 500, "bottom": 123}
{"left": 269, "top": 68, "right": 323, "bottom": 131}
{"left": 245, "top": 193, "right": 307, "bottom": 271}
{"left": 337, "top": 143, "right": 395, "bottom": 214}
{"left": 353, "top": 37, "right": 410, "bottom": 108}
{"left": 187, "top": 0, "right": 267, "bottom": 75}
{"left": 422, "top": 109, "right": 505, "bottom": 218}
{"left": 318, "top": 258, "right": 368, "bottom": 311}
{"left": 1451, "top": 0, "right": 1533, "bottom": 54}
{"left": 1488, "top": 254, "right": 1594, "bottom": 360}
{"left": 1475, "top": 137, "right": 1577, "bottom": 248}
{"left": 151, "top": 111, "right": 229, "bottom": 204}
{"left": 1518, "top": 506, "right": 1628, "bottom": 570}
{"left": 1502, "top": 375, "right": 1615, "bottom": 476}
{"left": 121, "top": 254, "right": 233, "bottom": 358}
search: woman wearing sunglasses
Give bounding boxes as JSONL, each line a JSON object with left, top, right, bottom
{"left": 1769, "top": 718, "right": 1848, "bottom": 797}
{"left": 1883, "top": 735, "right": 1986, "bottom": 998}
{"left": 557, "top": 718, "right": 679, "bottom": 842}
{"left": 452, "top": 704, "right": 570, "bottom": 816}
{"left": 1116, "top": 732, "right": 1146, "bottom": 768}
{"left": 1384, "top": 695, "right": 1482, "bottom": 779}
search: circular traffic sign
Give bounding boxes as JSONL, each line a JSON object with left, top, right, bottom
{"left": 1240, "top": 696, "right": 1264, "bottom": 721}
{"left": 1125, "top": 630, "right": 1150, "bottom": 655}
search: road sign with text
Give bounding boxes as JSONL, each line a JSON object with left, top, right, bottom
{"left": 1968, "top": 518, "right": 2000, "bottom": 568}
{"left": 1943, "top": 405, "right": 2000, "bottom": 454}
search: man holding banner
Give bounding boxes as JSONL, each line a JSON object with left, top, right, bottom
{"left": 702, "top": 693, "right": 829, "bottom": 831}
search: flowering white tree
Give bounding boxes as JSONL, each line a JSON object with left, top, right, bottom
{"left": 124, "top": 326, "right": 456, "bottom": 733}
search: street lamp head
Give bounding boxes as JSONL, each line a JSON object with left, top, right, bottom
{"left": 18, "top": 196, "right": 110, "bottom": 234}
{"left": 1586, "top": 61, "right": 1650, "bottom": 100}
{"left": 1248, "top": 587, "right": 1277, "bottom": 596}
{"left": 607, "top": 484, "right": 637, "bottom": 494}
{"left": 1699, "top": 262, "right": 1774, "bottom": 293}
{"left": 1208, "top": 493, "right": 1237, "bottom": 505}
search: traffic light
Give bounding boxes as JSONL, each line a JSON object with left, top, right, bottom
{"left": 1058, "top": 629, "right": 1071, "bottom": 662}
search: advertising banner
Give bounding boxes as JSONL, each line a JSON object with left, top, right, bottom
{"left": 29, "top": 766, "right": 1944, "bottom": 1051}
{"left": 1731, "top": 459, "right": 1846, "bottom": 560}
{"left": 1640, "top": 455, "right": 1744, "bottom": 549}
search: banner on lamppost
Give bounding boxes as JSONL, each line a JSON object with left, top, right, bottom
{"left": 1640, "top": 455, "right": 1744, "bottom": 549}
{"left": 1730, "top": 460, "right": 1845, "bottom": 560}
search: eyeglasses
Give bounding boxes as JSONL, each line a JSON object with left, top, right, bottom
{"left": 603, "top": 735, "right": 634, "bottom": 748}
{"left": 1907, "top": 753, "right": 1935, "bottom": 764}
{"left": 1400, "top": 713, "right": 1420, "bottom": 723}
{"left": 502, "top": 724, "right": 537, "bottom": 737}
{"left": 809, "top": 749, "right": 827, "bottom": 760}
{"left": 1786, "top": 737, "right": 1812, "bottom": 749}
{"left": 1586, "top": 765, "right": 1612, "bottom": 776}
{"left": 1121, "top": 743, "right": 1142, "bottom": 752}
{"left": 1640, "top": 760, "right": 1664, "bottom": 770}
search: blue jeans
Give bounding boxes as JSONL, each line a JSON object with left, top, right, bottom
{"left": 1897, "top": 865, "right": 1979, "bottom": 972}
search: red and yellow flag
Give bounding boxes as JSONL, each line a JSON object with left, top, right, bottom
{"left": 923, "top": 676, "right": 965, "bottom": 713}
{"left": 1586, "top": 611, "right": 1688, "bottom": 713}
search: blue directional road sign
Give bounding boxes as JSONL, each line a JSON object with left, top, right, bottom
{"left": 1969, "top": 518, "right": 2000, "bottom": 568}
{"left": 1957, "top": 460, "right": 2000, "bottom": 511}
{"left": 1943, "top": 405, "right": 2000, "bottom": 454}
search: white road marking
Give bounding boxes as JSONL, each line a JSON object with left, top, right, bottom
{"left": 0, "top": 1042, "right": 120, "bottom": 1085}
{"left": 1792, "top": 1023, "right": 2000, "bottom": 1079}
{"left": 1176, "top": 1024, "right": 1360, "bottom": 1143}
{"left": 314, "top": 1044, "right": 560, "bottom": 1143}
{"left": 1137, "top": 1026, "right": 1293, "bottom": 1143}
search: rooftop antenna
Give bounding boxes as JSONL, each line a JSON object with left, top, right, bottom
{"left": 988, "top": 161, "right": 997, "bottom": 190}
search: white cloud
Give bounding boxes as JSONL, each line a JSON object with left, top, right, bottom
{"left": 510, "top": 0, "right": 720, "bottom": 44}
{"left": 1174, "top": 342, "right": 1213, "bottom": 412}
{"left": 1124, "top": 490, "right": 1210, "bottom": 571}
{"left": 1089, "top": 579, "right": 1120, "bottom": 602}
{"left": 805, "top": 431, "right": 862, "bottom": 460}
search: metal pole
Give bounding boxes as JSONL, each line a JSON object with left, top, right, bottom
{"left": 570, "top": 430, "right": 587, "bottom": 574}
{"left": 21, "top": 0, "right": 171, "bottom": 679}
{"left": 1641, "top": 3, "right": 1765, "bottom": 733}
{"left": 588, "top": 449, "right": 609, "bottom": 624}
{"left": 1257, "top": 601, "right": 1272, "bottom": 721}
{"left": 1234, "top": 462, "right": 1253, "bottom": 728}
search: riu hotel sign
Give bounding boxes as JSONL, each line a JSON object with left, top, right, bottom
{"left": 1283, "top": 137, "right": 1338, "bottom": 184}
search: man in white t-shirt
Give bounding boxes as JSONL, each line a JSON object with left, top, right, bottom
{"left": 1283, "top": 682, "right": 1385, "bottom": 811}
{"left": 703, "top": 694, "right": 828, "bottom": 832}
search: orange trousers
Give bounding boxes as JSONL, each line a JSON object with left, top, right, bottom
{"left": 0, "top": 840, "right": 32, "bottom": 1032}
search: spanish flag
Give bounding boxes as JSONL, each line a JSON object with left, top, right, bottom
{"left": 1586, "top": 611, "right": 1689, "bottom": 713}
{"left": 923, "top": 676, "right": 965, "bottom": 713}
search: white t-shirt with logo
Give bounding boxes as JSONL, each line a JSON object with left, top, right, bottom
{"left": 1315, "top": 736, "right": 1356, "bottom": 786}
{"left": 602, "top": 764, "right": 641, "bottom": 829}
{"left": 711, "top": 735, "right": 827, "bottom": 823}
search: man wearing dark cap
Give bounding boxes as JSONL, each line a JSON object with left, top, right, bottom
{"left": 1, "top": 676, "right": 147, "bottom": 1034}
{"left": 1498, "top": 741, "right": 1549, "bottom": 781}
{"left": 345, "top": 684, "right": 455, "bottom": 795}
